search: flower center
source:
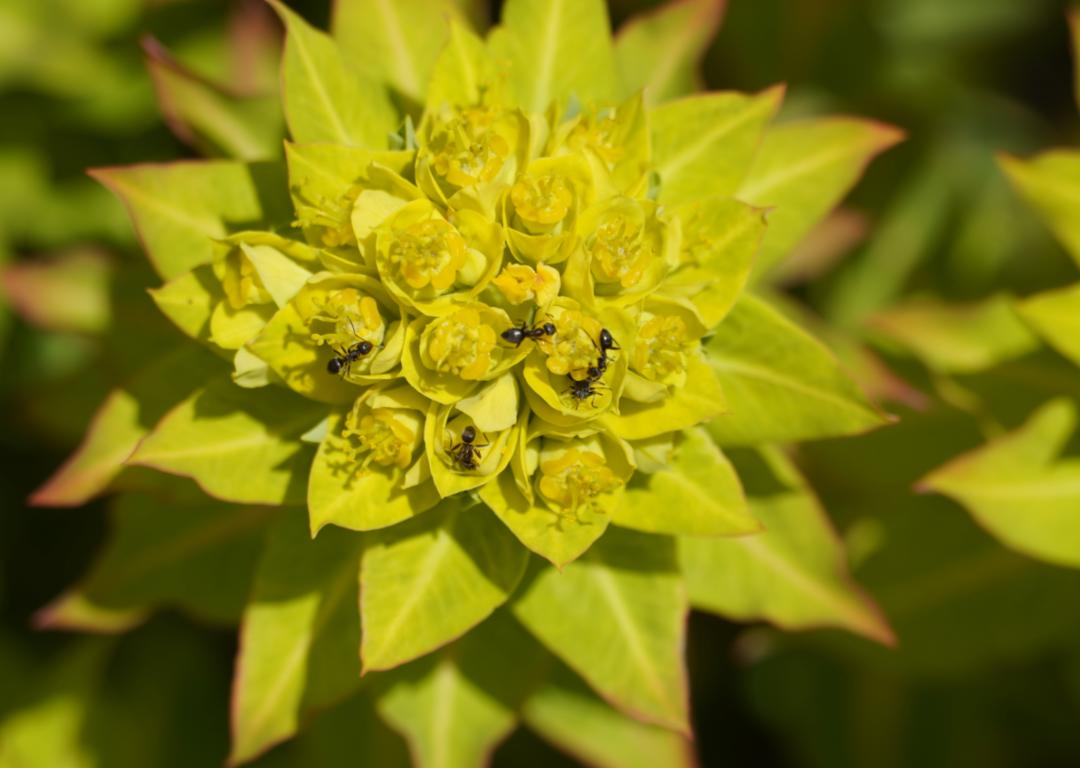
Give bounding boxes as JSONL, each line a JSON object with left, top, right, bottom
{"left": 537, "top": 309, "right": 604, "bottom": 380}
{"left": 423, "top": 307, "right": 498, "bottom": 380}
{"left": 428, "top": 106, "right": 513, "bottom": 188}
{"left": 492, "top": 262, "right": 561, "bottom": 306}
{"left": 309, "top": 289, "right": 384, "bottom": 352}
{"left": 293, "top": 187, "right": 359, "bottom": 248}
{"left": 219, "top": 250, "right": 271, "bottom": 310}
{"left": 538, "top": 449, "right": 621, "bottom": 513}
{"left": 388, "top": 217, "right": 468, "bottom": 292}
{"left": 568, "top": 110, "right": 625, "bottom": 165}
{"left": 633, "top": 315, "right": 689, "bottom": 381}
{"left": 343, "top": 408, "right": 417, "bottom": 470}
{"left": 510, "top": 174, "right": 573, "bottom": 230}
{"left": 587, "top": 210, "right": 651, "bottom": 288}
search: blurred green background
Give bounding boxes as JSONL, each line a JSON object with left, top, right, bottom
{"left": 2, "top": 0, "right": 1080, "bottom": 765}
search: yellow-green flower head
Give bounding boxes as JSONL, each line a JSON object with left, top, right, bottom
{"left": 417, "top": 103, "right": 529, "bottom": 208}
{"left": 422, "top": 306, "right": 498, "bottom": 380}
{"left": 343, "top": 404, "right": 421, "bottom": 471}
{"left": 492, "top": 262, "right": 561, "bottom": 306}
{"left": 373, "top": 199, "right": 503, "bottom": 315}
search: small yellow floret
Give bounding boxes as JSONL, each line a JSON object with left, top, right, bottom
{"left": 492, "top": 262, "right": 561, "bottom": 306}
{"left": 538, "top": 449, "right": 621, "bottom": 512}
{"left": 424, "top": 307, "right": 498, "bottom": 380}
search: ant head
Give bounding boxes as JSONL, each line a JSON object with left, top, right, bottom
{"left": 541, "top": 322, "right": 556, "bottom": 336}
{"left": 358, "top": 340, "right": 374, "bottom": 355}
{"left": 461, "top": 425, "right": 476, "bottom": 443}
{"left": 327, "top": 358, "right": 343, "bottom": 374}
{"left": 599, "top": 328, "right": 618, "bottom": 350}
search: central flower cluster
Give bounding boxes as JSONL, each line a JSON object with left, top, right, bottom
{"left": 229, "top": 89, "right": 728, "bottom": 553}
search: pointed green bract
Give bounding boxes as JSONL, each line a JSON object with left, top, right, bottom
{"left": 333, "top": 0, "right": 469, "bottom": 103}
{"left": 1000, "top": 149, "right": 1080, "bottom": 268}
{"left": 522, "top": 664, "right": 696, "bottom": 768}
{"left": 375, "top": 614, "right": 543, "bottom": 768}
{"left": 479, "top": 467, "right": 610, "bottom": 568}
{"left": 662, "top": 196, "right": 766, "bottom": 328}
{"left": 308, "top": 409, "right": 440, "bottom": 535}
{"left": 360, "top": 503, "right": 528, "bottom": 671}
{"left": 615, "top": 0, "right": 725, "bottom": 105}
{"left": 39, "top": 495, "right": 272, "bottom": 633}
{"left": 146, "top": 41, "right": 282, "bottom": 161}
{"left": 90, "top": 160, "right": 290, "bottom": 279}
{"left": 149, "top": 265, "right": 221, "bottom": 347}
{"left": 652, "top": 87, "right": 781, "bottom": 204}
{"left": 427, "top": 20, "right": 496, "bottom": 110}
{"left": 511, "top": 528, "right": 690, "bottom": 732}
{"left": 230, "top": 509, "right": 363, "bottom": 765}
{"left": 603, "top": 353, "right": 727, "bottom": 441}
{"left": 128, "top": 376, "right": 322, "bottom": 505}
{"left": 738, "top": 118, "right": 903, "bottom": 277}
{"left": 920, "top": 400, "right": 1080, "bottom": 569}
{"left": 490, "top": 0, "right": 619, "bottom": 113}
{"left": 272, "top": 0, "right": 397, "bottom": 148}
{"left": 680, "top": 446, "right": 894, "bottom": 644}
{"left": 1017, "top": 282, "right": 1080, "bottom": 366}
{"left": 868, "top": 295, "right": 1039, "bottom": 374}
{"left": 31, "top": 346, "right": 221, "bottom": 507}
{"left": 705, "top": 295, "right": 886, "bottom": 445}
{"left": 615, "top": 427, "right": 758, "bottom": 537}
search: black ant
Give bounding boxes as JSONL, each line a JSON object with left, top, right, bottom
{"left": 448, "top": 425, "right": 489, "bottom": 471}
{"left": 327, "top": 340, "right": 374, "bottom": 376}
{"left": 501, "top": 319, "right": 556, "bottom": 347}
{"left": 565, "top": 375, "right": 607, "bottom": 408}
{"left": 585, "top": 328, "right": 619, "bottom": 379}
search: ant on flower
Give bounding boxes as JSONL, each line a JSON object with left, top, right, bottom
{"left": 500, "top": 319, "right": 556, "bottom": 347}
{"left": 448, "top": 425, "right": 489, "bottom": 471}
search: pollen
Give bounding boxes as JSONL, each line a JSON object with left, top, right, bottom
{"left": 510, "top": 174, "right": 573, "bottom": 230}
{"left": 427, "top": 106, "right": 514, "bottom": 189}
{"left": 492, "top": 262, "right": 561, "bottom": 306}
{"left": 538, "top": 449, "right": 621, "bottom": 513}
{"left": 633, "top": 314, "right": 690, "bottom": 382}
{"left": 342, "top": 407, "right": 418, "bottom": 470}
{"left": 423, "top": 307, "right": 498, "bottom": 380}
{"left": 309, "top": 289, "right": 384, "bottom": 352}
{"left": 587, "top": 208, "right": 652, "bottom": 289}
{"left": 537, "top": 309, "right": 605, "bottom": 379}
{"left": 387, "top": 216, "right": 468, "bottom": 292}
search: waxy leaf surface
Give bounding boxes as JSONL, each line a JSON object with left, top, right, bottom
{"left": 706, "top": 295, "right": 886, "bottom": 445}
{"left": 129, "top": 376, "right": 322, "bottom": 505}
{"left": 40, "top": 494, "right": 271, "bottom": 633}
{"left": 231, "top": 510, "right": 363, "bottom": 765}
{"left": 522, "top": 664, "right": 696, "bottom": 768}
{"left": 615, "top": 0, "right": 726, "bottom": 105}
{"left": 511, "top": 528, "right": 690, "bottom": 732}
{"left": 920, "top": 400, "right": 1080, "bottom": 569}
{"left": 490, "top": 0, "right": 620, "bottom": 113}
{"left": 652, "top": 87, "right": 781, "bottom": 204}
{"left": 680, "top": 447, "right": 894, "bottom": 644}
{"left": 91, "top": 161, "right": 289, "bottom": 279}
{"left": 738, "top": 118, "right": 903, "bottom": 277}
{"left": 361, "top": 503, "right": 528, "bottom": 671}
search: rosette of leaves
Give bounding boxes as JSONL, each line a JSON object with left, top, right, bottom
{"left": 33, "top": 0, "right": 903, "bottom": 764}
{"left": 912, "top": 11, "right": 1080, "bottom": 572}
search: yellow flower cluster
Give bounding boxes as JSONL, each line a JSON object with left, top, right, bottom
{"left": 231, "top": 89, "right": 727, "bottom": 551}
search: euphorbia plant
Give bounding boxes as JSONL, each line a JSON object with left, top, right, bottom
{"left": 33, "top": 0, "right": 903, "bottom": 763}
